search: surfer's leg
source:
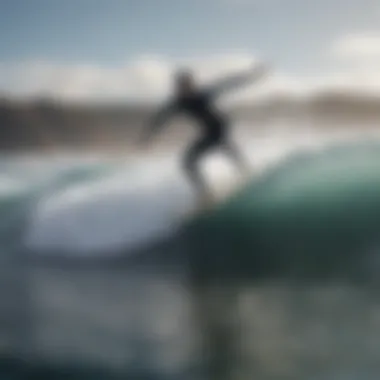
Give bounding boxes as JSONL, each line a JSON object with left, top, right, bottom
{"left": 183, "top": 136, "right": 216, "bottom": 205}
{"left": 223, "top": 139, "right": 250, "bottom": 175}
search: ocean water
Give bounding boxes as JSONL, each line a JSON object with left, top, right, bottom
{"left": 2, "top": 124, "right": 380, "bottom": 379}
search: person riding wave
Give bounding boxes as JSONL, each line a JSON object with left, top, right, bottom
{"left": 141, "top": 62, "right": 270, "bottom": 208}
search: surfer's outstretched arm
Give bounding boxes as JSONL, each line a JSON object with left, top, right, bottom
{"left": 140, "top": 101, "right": 178, "bottom": 144}
{"left": 206, "top": 62, "right": 270, "bottom": 98}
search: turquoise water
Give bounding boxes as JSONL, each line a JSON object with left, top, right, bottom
{"left": 187, "top": 142, "right": 380, "bottom": 282}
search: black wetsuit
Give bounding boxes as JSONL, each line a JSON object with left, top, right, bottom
{"left": 155, "top": 89, "right": 227, "bottom": 160}
{"left": 146, "top": 67, "right": 265, "bottom": 196}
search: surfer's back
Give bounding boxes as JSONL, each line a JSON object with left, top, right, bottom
{"left": 174, "top": 91, "right": 225, "bottom": 132}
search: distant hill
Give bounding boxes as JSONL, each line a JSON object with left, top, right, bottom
{"left": 0, "top": 92, "right": 380, "bottom": 151}
{"left": 0, "top": 98, "right": 151, "bottom": 151}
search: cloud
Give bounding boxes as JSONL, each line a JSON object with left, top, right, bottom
{"left": 331, "top": 32, "right": 380, "bottom": 62}
{"left": 3, "top": 43, "right": 380, "bottom": 103}
{"left": 0, "top": 53, "right": 316, "bottom": 104}
{"left": 0, "top": 53, "right": 266, "bottom": 102}
{"left": 323, "top": 31, "right": 380, "bottom": 94}
{"left": 0, "top": 58, "right": 173, "bottom": 102}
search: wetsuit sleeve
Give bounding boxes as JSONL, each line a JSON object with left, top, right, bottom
{"left": 205, "top": 63, "right": 269, "bottom": 98}
{"left": 142, "top": 101, "right": 178, "bottom": 142}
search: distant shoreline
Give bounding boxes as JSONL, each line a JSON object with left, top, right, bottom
{"left": 1, "top": 93, "right": 380, "bottom": 151}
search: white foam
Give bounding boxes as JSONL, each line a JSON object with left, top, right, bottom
{"left": 25, "top": 156, "right": 196, "bottom": 256}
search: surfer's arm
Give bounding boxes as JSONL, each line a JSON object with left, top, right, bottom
{"left": 140, "top": 101, "right": 178, "bottom": 144}
{"left": 206, "top": 62, "right": 270, "bottom": 97}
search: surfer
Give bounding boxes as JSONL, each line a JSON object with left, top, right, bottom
{"left": 140, "top": 62, "right": 270, "bottom": 207}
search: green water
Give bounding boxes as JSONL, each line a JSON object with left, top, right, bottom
{"left": 187, "top": 142, "right": 380, "bottom": 283}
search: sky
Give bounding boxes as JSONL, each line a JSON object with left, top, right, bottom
{"left": 1, "top": 0, "right": 380, "bottom": 101}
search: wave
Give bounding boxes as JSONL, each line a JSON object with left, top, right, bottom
{"left": 186, "top": 141, "right": 380, "bottom": 282}
{"left": 24, "top": 156, "right": 196, "bottom": 257}
{"left": 1, "top": 126, "right": 377, "bottom": 261}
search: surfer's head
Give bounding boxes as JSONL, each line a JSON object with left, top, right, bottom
{"left": 174, "top": 69, "right": 195, "bottom": 95}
